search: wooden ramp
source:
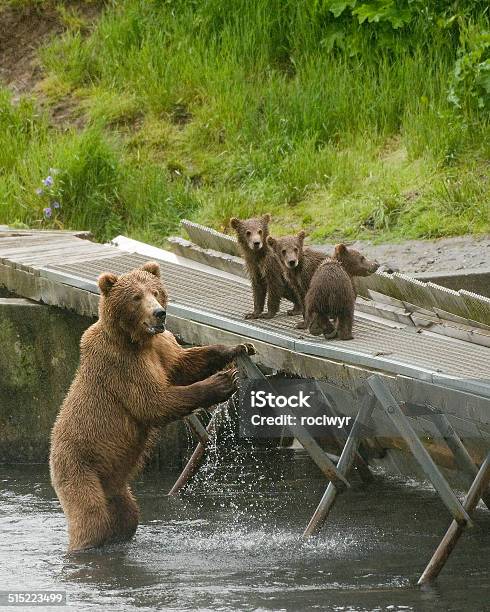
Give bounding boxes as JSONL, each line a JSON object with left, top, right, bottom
{"left": 1, "top": 228, "right": 489, "bottom": 584}
{"left": 0, "top": 228, "right": 489, "bottom": 473}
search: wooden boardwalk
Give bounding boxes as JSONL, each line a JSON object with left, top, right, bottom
{"left": 1, "top": 228, "right": 489, "bottom": 475}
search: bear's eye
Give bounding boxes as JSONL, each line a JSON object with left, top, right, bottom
{"left": 246, "top": 230, "right": 251, "bottom": 237}
{"left": 293, "top": 247, "right": 298, "bottom": 253}
{"left": 133, "top": 294, "right": 142, "bottom": 302}
{"left": 258, "top": 229, "right": 262, "bottom": 235}
{"left": 282, "top": 249, "right": 286, "bottom": 256}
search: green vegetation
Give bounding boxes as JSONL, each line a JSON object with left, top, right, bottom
{"left": 0, "top": 0, "right": 489, "bottom": 244}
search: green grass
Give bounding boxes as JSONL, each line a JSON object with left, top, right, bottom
{"left": 0, "top": 0, "right": 489, "bottom": 243}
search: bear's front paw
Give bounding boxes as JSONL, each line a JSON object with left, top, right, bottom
{"left": 244, "top": 312, "right": 261, "bottom": 320}
{"left": 208, "top": 368, "right": 239, "bottom": 405}
{"left": 257, "top": 311, "right": 275, "bottom": 320}
{"left": 234, "top": 342, "right": 256, "bottom": 356}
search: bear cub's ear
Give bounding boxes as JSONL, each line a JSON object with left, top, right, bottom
{"left": 98, "top": 272, "right": 118, "bottom": 295}
{"left": 230, "top": 217, "right": 241, "bottom": 230}
{"left": 297, "top": 230, "right": 306, "bottom": 242}
{"left": 334, "top": 243, "right": 348, "bottom": 258}
{"left": 141, "top": 261, "right": 160, "bottom": 278}
{"left": 266, "top": 235, "right": 276, "bottom": 248}
{"left": 262, "top": 213, "right": 271, "bottom": 224}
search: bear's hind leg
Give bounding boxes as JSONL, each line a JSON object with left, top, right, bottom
{"left": 60, "top": 473, "right": 112, "bottom": 553}
{"left": 308, "top": 312, "right": 336, "bottom": 339}
{"left": 107, "top": 486, "right": 140, "bottom": 544}
{"left": 322, "top": 317, "right": 337, "bottom": 339}
{"left": 337, "top": 308, "right": 354, "bottom": 340}
{"left": 307, "top": 312, "right": 324, "bottom": 336}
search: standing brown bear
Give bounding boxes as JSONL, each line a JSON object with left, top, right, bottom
{"left": 230, "top": 214, "right": 301, "bottom": 319}
{"left": 266, "top": 230, "right": 326, "bottom": 328}
{"left": 50, "top": 261, "right": 254, "bottom": 552}
{"left": 305, "top": 244, "right": 379, "bottom": 340}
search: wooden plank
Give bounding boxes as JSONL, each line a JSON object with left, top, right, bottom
{"left": 356, "top": 297, "right": 413, "bottom": 326}
{"left": 432, "top": 308, "right": 490, "bottom": 332}
{"left": 367, "top": 375, "right": 473, "bottom": 526}
{"left": 14, "top": 245, "right": 116, "bottom": 272}
{"left": 0, "top": 237, "right": 67, "bottom": 254}
{"left": 0, "top": 240, "right": 80, "bottom": 263}
{"left": 21, "top": 250, "right": 122, "bottom": 275}
{"left": 181, "top": 219, "right": 241, "bottom": 257}
{"left": 418, "top": 453, "right": 490, "bottom": 584}
{"left": 7, "top": 240, "right": 91, "bottom": 260}
{"left": 459, "top": 290, "right": 490, "bottom": 326}
{"left": 409, "top": 315, "right": 490, "bottom": 349}
{"left": 426, "top": 282, "right": 470, "bottom": 319}
{"left": 396, "top": 376, "right": 490, "bottom": 426}
{"left": 390, "top": 273, "right": 437, "bottom": 310}
{"left": 0, "top": 228, "right": 91, "bottom": 238}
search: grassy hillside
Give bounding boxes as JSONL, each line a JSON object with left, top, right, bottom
{"left": 0, "top": 0, "right": 489, "bottom": 245}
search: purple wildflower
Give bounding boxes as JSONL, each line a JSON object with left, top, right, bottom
{"left": 43, "top": 176, "right": 54, "bottom": 187}
{"left": 43, "top": 207, "right": 52, "bottom": 218}
{"left": 35, "top": 188, "right": 43, "bottom": 196}
{"left": 53, "top": 201, "right": 61, "bottom": 209}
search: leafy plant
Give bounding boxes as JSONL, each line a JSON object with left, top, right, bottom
{"left": 448, "top": 23, "right": 490, "bottom": 111}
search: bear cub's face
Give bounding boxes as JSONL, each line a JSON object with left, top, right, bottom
{"left": 230, "top": 214, "right": 271, "bottom": 252}
{"left": 334, "top": 244, "right": 379, "bottom": 277}
{"left": 98, "top": 261, "right": 168, "bottom": 342}
{"left": 267, "top": 231, "right": 305, "bottom": 270}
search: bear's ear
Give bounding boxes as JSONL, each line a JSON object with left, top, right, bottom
{"left": 334, "top": 243, "right": 347, "bottom": 258}
{"left": 266, "top": 235, "right": 276, "bottom": 248}
{"left": 230, "top": 217, "right": 241, "bottom": 230}
{"left": 98, "top": 272, "right": 118, "bottom": 296}
{"left": 141, "top": 261, "right": 160, "bottom": 278}
{"left": 262, "top": 213, "right": 271, "bottom": 224}
{"left": 297, "top": 230, "right": 306, "bottom": 242}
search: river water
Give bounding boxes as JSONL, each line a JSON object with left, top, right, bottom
{"left": 1, "top": 447, "right": 489, "bottom": 612}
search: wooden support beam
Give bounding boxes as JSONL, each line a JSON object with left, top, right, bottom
{"left": 430, "top": 412, "right": 490, "bottom": 510}
{"left": 302, "top": 392, "right": 377, "bottom": 538}
{"left": 168, "top": 413, "right": 218, "bottom": 496}
{"left": 236, "top": 353, "right": 350, "bottom": 491}
{"left": 418, "top": 453, "right": 490, "bottom": 585}
{"left": 186, "top": 413, "right": 211, "bottom": 444}
{"left": 367, "top": 375, "right": 473, "bottom": 527}
{"left": 313, "top": 383, "right": 374, "bottom": 484}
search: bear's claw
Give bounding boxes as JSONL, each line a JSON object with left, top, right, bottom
{"left": 236, "top": 342, "right": 256, "bottom": 356}
{"left": 244, "top": 312, "right": 261, "bottom": 320}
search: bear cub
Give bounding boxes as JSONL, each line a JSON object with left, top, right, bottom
{"left": 267, "top": 231, "right": 326, "bottom": 328}
{"left": 305, "top": 244, "right": 379, "bottom": 340}
{"left": 230, "top": 214, "right": 301, "bottom": 319}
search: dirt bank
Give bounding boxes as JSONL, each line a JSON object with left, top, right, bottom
{"left": 316, "top": 234, "right": 490, "bottom": 274}
{"left": 0, "top": 1, "right": 102, "bottom": 94}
